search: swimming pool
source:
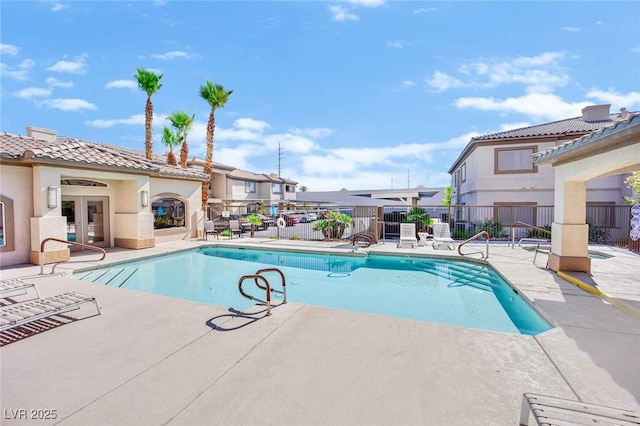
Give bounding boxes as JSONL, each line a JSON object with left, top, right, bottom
{"left": 75, "top": 247, "right": 551, "bottom": 335}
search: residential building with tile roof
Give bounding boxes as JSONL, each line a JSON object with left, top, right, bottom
{"left": 0, "top": 126, "right": 298, "bottom": 267}
{"left": 446, "top": 104, "right": 637, "bottom": 229}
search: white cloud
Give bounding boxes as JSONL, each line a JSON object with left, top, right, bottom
{"left": 585, "top": 89, "right": 640, "bottom": 110}
{"left": 347, "top": 0, "right": 385, "bottom": 7}
{"left": 631, "top": 47, "right": 640, "bottom": 53}
{"left": 561, "top": 26, "right": 580, "bottom": 32}
{"left": 454, "top": 93, "right": 589, "bottom": 121}
{"left": 47, "top": 54, "right": 89, "bottom": 74}
{"left": 426, "top": 71, "right": 466, "bottom": 92}
{"left": 264, "top": 133, "right": 319, "bottom": 153}
{"left": 51, "top": 2, "right": 68, "bottom": 12}
{"left": 105, "top": 79, "right": 137, "bottom": 90}
{"left": 0, "top": 44, "right": 19, "bottom": 56}
{"left": 85, "top": 114, "right": 145, "bottom": 128}
{"left": 401, "top": 80, "right": 416, "bottom": 88}
{"left": 38, "top": 98, "right": 97, "bottom": 111}
{"left": 413, "top": 7, "right": 437, "bottom": 14}
{"left": 430, "top": 52, "right": 569, "bottom": 93}
{"left": 0, "top": 63, "right": 29, "bottom": 81}
{"left": 328, "top": 5, "right": 359, "bottom": 22}
{"left": 387, "top": 41, "right": 408, "bottom": 49}
{"left": 46, "top": 77, "right": 73, "bottom": 89}
{"left": 14, "top": 87, "right": 52, "bottom": 99}
{"left": 216, "top": 127, "right": 263, "bottom": 142}
{"left": 234, "top": 118, "right": 271, "bottom": 132}
{"left": 291, "top": 127, "right": 333, "bottom": 138}
{"left": 151, "top": 51, "right": 197, "bottom": 60}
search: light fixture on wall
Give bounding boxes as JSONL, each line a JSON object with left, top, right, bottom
{"left": 47, "top": 186, "right": 58, "bottom": 209}
{"left": 141, "top": 190, "right": 149, "bottom": 207}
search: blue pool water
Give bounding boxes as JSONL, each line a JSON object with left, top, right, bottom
{"left": 75, "top": 247, "right": 551, "bottom": 335}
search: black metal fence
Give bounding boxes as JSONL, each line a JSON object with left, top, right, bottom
{"left": 241, "top": 204, "right": 634, "bottom": 248}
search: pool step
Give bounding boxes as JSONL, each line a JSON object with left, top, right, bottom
{"left": 411, "top": 261, "right": 498, "bottom": 288}
{"left": 76, "top": 267, "right": 139, "bottom": 288}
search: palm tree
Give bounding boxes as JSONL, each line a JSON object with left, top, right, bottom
{"left": 134, "top": 68, "right": 163, "bottom": 160}
{"left": 199, "top": 80, "right": 233, "bottom": 210}
{"left": 167, "top": 110, "right": 195, "bottom": 169}
{"left": 161, "top": 126, "right": 182, "bottom": 166}
{"left": 299, "top": 185, "right": 308, "bottom": 192}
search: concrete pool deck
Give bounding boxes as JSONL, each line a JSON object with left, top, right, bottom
{"left": 1, "top": 238, "right": 639, "bottom": 425}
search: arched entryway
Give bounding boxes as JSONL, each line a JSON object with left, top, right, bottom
{"left": 534, "top": 116, "right": 640, "bottom": 272}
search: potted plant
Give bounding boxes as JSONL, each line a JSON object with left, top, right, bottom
{"left": 405, "top": 207, "right": 432, "bottom": 234}
{"left": 245, "top": 214, "right": 263, "bottom": 238}
{"left": 313, "top": 211, "right": 352, "bottom": 239}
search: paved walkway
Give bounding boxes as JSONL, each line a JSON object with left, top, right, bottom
{"left": 1, "top": 238, "right": 638, "bottom": 425}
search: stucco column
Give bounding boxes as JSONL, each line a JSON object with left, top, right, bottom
{"left": 29, "top": 166, "right": 69, "bottom": 265}
{"left": 113, "top": 179, "right": 155, "bottom": 249}
{"left": 548, "top": 180, "right": 591, "bottom": 273}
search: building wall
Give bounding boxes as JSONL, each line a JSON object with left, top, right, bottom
{"left": 452, "top": 138, "right": 628, "bottom": 208}
{"left": 150, "top": 177, "right": 204, "bottom": 243}
{"left": 0, "top": 165, "right": 33, "bottom": 267}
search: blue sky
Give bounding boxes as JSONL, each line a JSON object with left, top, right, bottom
{"left": 2, "top": 1, "right": 639, "bottom": 191}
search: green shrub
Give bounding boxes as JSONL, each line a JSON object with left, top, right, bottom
{"left": 527, "top": 225, "right": 551, "bottom": 239}
{"left": 474, "top": 219, "right": 505, "bottom": 238}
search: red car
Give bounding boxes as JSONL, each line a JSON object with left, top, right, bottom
{"left": 279, "top": 214, "right": 300, "bottom": 226}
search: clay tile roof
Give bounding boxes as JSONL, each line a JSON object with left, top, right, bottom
{"left": 471, "top": 111, "right": 640, "bottom": 142}
{"left": 0, "top": 132, "right": 209, "bottom": 180}
{"left": 533, "top": 113, "right": 640, "bottom": 164}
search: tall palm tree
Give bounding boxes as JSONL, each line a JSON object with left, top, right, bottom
{"left": 167, "top": 110, "right": 195, "bottom": 169}
{"left": 199, "top": 80, "right": 233, "bottom": 209}
{"left": 134, "top": 68, "right": 163, "bottom": 160}
{"left": 161, "top": 126, "right": 182, "bottom": 166}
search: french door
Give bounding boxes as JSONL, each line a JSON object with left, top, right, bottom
{"left": 61, "top": 196, "right": 109, "bottom": 249}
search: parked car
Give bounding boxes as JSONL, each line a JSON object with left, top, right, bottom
{"left": 240, "top": 214, "right": 274, "bottom": 231}
{"left": 279, "top": 214, "right": 300, "bottom": 226}
{"left": 255, "top": 214, "right": 276, "bottom": 227}
{"left": 284, "top": 211, "right": 317, "bottom": 223}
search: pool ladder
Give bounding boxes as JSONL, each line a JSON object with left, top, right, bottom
{"left": 238, "top": 268, "right": 287, "bottom": 316}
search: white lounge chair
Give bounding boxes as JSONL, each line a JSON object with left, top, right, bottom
{"left": 397, "top": 223, "right": 418, "bottom": 248}
{"left": 519, "top": 392, "right": 640, "bottom": 426}
{"left": 0, "top": 278, "right": 40, "bottom": 302}
{"left": 432, "top": 223, "right": 455, "bottom": 250}
{"left": 0, "top": 292, "right": 101, "bottom": 335}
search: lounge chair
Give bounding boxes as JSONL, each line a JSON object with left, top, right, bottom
{"left": 0, "top": 291, "right": 101, "bottom": 335}
{"left": 203, "top": 220, "right": 218, "bottom": 240}
{"left": 432, "top": 223, "right": 455, "bottom": 250}
{"left": 519, "top": 392, "right": 640, "bottom": 426}
{"left": 397, "top": 223, "right": 418, "bottom": 248}
{"left": 229, "top": 220, "right": 244, "bottom": 239}
{"left": 0, "top": 278, "right": 40, "bottom": 302}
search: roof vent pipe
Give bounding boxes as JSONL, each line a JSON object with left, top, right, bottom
{"left": 620, "top": 107, "right": 629, "bottom": 120}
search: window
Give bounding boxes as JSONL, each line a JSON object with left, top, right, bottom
{"left": 461, "top": 163, "right": 466, "bottom": 183}
{"left": 152, "top": 197, "right": 186, "bottom": 229}
{"left": 285, "top": 185, "right": 295, "bottom": 193}
{"left": 245, "top": 181, "right": 256, "bottom": 193}
{"left": 272, "top": 183, "right": 282, "bottom": 194}
{"left": 0, "top": 195, "right": 15, "bottom": 252}
{"left": 495, "top": 146, "right": 537, "bottom": 174}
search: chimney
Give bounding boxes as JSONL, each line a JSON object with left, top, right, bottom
{"left": 26, "top": 126, "right": 57, "bottom": 141}
{"left": 581, "top": 104, "right": 610, "bottom": 122}
{"left": 620, "top": 107, "right": 630, "bottom": 120}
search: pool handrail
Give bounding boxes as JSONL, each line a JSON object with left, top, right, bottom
{"left": 254, "top": 268, "right": 287, "bottom": 304}
{"left": 458, "top": 231, "right": 490, "bottom": 260}
{"left": 39, "top": 237, "right": 107, "bottom": 275}
{"left": 511, "top": 221, "right": 551, "bottom": 248}
{"left": 238, "top": 274, "right": 272, "bottom": 315}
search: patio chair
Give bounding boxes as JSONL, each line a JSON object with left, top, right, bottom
{"left": 229, "top": 220, "right": 244, "bottom": 239}
{"left": 203, "top": 220, "right": 218, "bottom": 240}
{"left": 0, "top": 278, "right": 40, "bottom": 302}
{"left": 397, "top": 223, "right": 418, "bottom": 248}
{"left": 0, "top": 291, "right": 101, "bottom": 335}
{"left": 432, "top": 223, "right": 455, "bottom": 250}
{"left": 519, "top": 392, "right": 640, "bottom": 426}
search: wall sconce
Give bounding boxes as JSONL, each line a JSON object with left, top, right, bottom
{"left": 141, "top": 190, "right": 149, "bottom": 208}
{"left": 47, "top": 186, "right": 58, "bottom": 209}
